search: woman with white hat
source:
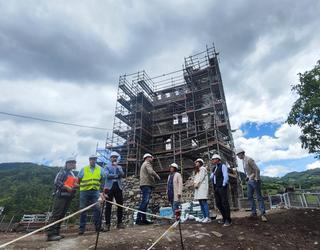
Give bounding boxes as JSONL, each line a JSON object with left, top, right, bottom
{"left": 193, "top": 158, "right": 210, "bottom": 223}
{"left": 167, "top": 163, "right": 183, "bottom": 215}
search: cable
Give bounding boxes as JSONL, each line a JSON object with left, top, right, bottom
{"left": 147, "top": 221, "right": 179, "bottom": 250}
{"left": 0, "top": 202, "right": 99, "bottom": 249}
{"left": 0, "top": 111, "right": 112, "bottom": 131}
{"left": 105, "top": 199, "right": 171, "bottom": 220}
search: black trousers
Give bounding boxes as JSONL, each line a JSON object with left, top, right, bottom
{"left": 105, "top": 183, "right": 123, "bottom": 225}
{"left": 47, "top": 196, "right": 72, "bottom": 236}
{"left": 214, "top": 185, "right": 231, "bottom": 222}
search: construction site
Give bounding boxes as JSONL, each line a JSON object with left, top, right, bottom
{"left": 105, "top": 45, "right": 239, "bottom": 198}
{"left": 1, "top": 45, "right": 320, "bottom": 250}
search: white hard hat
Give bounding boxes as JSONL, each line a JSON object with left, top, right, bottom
{"left": 89, "top": 154, "right": 98, "bottom": 159}
{"left": 235, "top": 148, "right": 245, "bottom": 155}
{"left": 110, "top": 151, "right": 119, "bottom": 158}
{"left": 195, "top": 158, "right": 204, "bottom": 164}
{"left": 143, "top": 153, "right": 153, "bottom": 159}
{"left": 211, "top": 154, "right": 221, "bottom": 160}
{"left": 65, "top": 156, "right": 76, "bottom": 163}
{"left": 169, "top": 163, "right": 179, "bottom": 170}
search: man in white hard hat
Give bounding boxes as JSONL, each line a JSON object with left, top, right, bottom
{"left": 78, "top": 154, "right": 105, "bottom": 235}
{"left": 236, "top": 148, "right": 267, "bottom": 222}
{"left": 166, "top": 163, "right": 183, "bottom": 216}
{"left": 136, "top": 153, "right": 160, "bottom": 225}
{"left": 210, "top": 154, "right": 231, "bottom": 227}
{"left": 47, "top": 156, "right": 78, "bottom": 241}
{"left": 103, "top": 151, "right": 125, "bottom": 231}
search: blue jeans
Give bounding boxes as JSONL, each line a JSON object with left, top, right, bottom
{"left": 199, "top": 199, "right": 209, "bottom": 218}
{"left": 136, "top": 186, "right": 152, "bottom": 222}
{"left": 247, "top": 180, "right": 266, "bottom": 215}
{"left": 79, "top": 190, "right": 101, "bottom": 231}
{"left": 171, "top": 201, "right": 181, "bottom": 217}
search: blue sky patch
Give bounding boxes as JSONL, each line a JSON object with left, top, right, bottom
{"left": 240, "top": 122, "right": 281, "bottom": 139}
{"left": 259, "top": 156, "right": 318, "bottom": 177}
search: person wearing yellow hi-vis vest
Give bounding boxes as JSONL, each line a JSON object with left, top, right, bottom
{"left": 78, "top": 154, "right": 105, "bottom": 235}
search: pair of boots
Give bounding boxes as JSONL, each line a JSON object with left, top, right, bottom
{"left": 47, "top": 230, "right": 64, "bottom": 241}
{"left": 135, "top": 220, "right": 153, "bottom": 225}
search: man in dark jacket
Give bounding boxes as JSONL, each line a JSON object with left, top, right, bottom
{"left": 210, "top": 154, "right": 231, "bottom": 227}
{"left": 47, "top": 157, "right": 78, "bottom": 241}
{"left": 104, "top": 151, "right": 125, "bottom": 231}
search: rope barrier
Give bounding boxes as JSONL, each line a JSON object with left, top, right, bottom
{"left": 0, "top": 202, "right": 99, "bottom": 249}
{"left": 0, "top": 199, "right": 174, "bottom": 249}
{"left": 104, "top": 199, "right": 172, "bottom": 220}
{"left": 146, "top": 221, "right": 179, "bottom": 250}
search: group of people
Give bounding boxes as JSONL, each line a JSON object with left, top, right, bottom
{"left": 192, "top": 155, "right": 232, "bottom": 226}
{"left": 47, "top": 153, "right": 124, "bottom": 241}
{"left": 46, "top": 149, "right": 267, "bottom": 242}
{"left": 191, "top": 150, "right": 267, "bottom": 226}
{"left": 137, "top": 150, "right": 267, "bottom": 227}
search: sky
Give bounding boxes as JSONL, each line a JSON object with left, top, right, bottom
{"left": 0, "top": 0, "right": 319, "bottom": 176}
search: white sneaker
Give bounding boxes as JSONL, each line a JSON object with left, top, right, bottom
{"left": 195, "top": 217, "right": 203, "bottom": 222}
{"left": 202, "top": 217, "right": 211, "bottom": 223}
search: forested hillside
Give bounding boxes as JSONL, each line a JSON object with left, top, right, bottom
{"left": 0, "top": 163, "right": 79, "bottom": 219}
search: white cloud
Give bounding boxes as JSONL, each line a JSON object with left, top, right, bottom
{"left": 234, "top": 123, "right": 309, "bottom": 164}
{"left": 261, "top": 165, "right": 292, "bottom": 177}
{"left": 0, "top": 79, "right": 117, "bottom": 169}
{"left": 306, "top": 161, "right": 320, "bottom": 170}
{"left": 227, "top": 30, "right": 320, "bottom": 129}
{"left": 0, "top": 1, "right": 319, "bottom": 172}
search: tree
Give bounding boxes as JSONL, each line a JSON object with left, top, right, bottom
{"left": 287, "top": 60, "right": 320, "bottom": 158}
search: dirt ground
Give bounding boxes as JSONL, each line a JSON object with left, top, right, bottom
{"left": 0, "top": 209, "right": 319, "bottom": 250}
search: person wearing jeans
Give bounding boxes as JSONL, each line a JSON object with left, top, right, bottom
{"left": 79, "top": 190, "right": 101, "bottom": 233}
{"left": 137, "top": 185, "right": 153, "bottom": 223}
{"left": 198, "top": 199, "right": 209, "bottom": 220}
{"left": 210, "top": 154, "right": 231, "bottom": 227}
{"left": 236, "top": 148, "right": 267, "bottom": 222}
{"left": 166, "top": 163, "right": 183, "bottom": 216}
{"left": 247, "top": 179, "right": 266, "bottom": 216}
{"left": 193, "top": 158, "right": 210, "bottom": 223}
{"left": 136, "top": 153, "right": 160, "bottom": 225}
{"left": 78, "top": 155, "right": 105, "bottom": 235}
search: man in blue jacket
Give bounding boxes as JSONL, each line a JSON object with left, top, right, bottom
{"left": 104, "top": 151, "right": 125, "bottom": 231}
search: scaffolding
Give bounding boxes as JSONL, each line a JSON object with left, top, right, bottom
{"left": 106, "top": 45, "right": 238, "bottom": 196}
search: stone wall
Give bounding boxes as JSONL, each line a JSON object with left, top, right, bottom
{"left": 108, "top": 172, "right": 239, "bottom": 226}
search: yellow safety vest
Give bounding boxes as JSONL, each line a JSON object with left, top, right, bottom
{"left": 80, "top": 165, "right": 101, "bottom": 191}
